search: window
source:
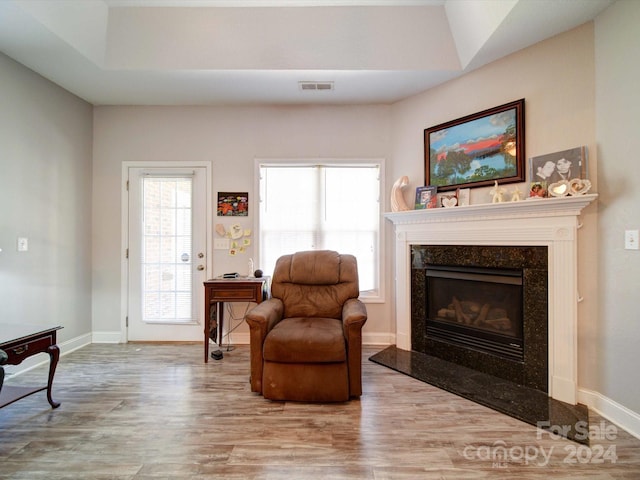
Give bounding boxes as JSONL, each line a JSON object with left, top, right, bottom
{"left": 257, "top": 161, "right": 383, "bottom": 299}
{"left": 141, "top": 175, "right": 194, "bottom": 322}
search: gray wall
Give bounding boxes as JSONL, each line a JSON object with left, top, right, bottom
{"left": 594, "top": 0, "right": 640, "bottom": 414}
{"left": 0, "top": 53, "right": 93, "bottom": 343}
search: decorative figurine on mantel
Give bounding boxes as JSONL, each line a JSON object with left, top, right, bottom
{"left": 390, "top": 175, "right": 411, "bottom": 212}
{"left": 510, "top": 186, "right": 523, "bottom": 202}
{"left": 489, "top": 181, "right": 506, "bottom": 203}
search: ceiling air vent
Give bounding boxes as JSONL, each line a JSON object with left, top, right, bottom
{"left": 299, "top": 81, "right": 334, "bottom": 92}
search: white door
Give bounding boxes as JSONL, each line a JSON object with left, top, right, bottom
{"left": 127, "top": 166, "right": 208, "bottom": 341}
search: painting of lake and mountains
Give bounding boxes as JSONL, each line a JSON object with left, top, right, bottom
{"left": 428, "top": 108, "right": 518, "bottom": 189}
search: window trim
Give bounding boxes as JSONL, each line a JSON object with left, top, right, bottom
{"left": 254, "top": 158, "right": 385, "bottom": 303}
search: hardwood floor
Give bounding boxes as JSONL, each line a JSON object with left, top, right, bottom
{"left": 1, "top": 343, "right": 639, "bottom": 479}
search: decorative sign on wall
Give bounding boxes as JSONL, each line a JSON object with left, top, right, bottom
{"left": 217, "top": 192, "right": 248, "bottom": 216}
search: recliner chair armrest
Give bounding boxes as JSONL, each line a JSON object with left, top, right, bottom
{"left": 342, "top": 298, "right": 367, "bottom": 328}
{"left": 245, "top": 298, "right": 284, "bottom": 394}
{"left": 342, "top": 298, "right": 367, "bottom": 397}
{"left": 246, "top": 298, "right": 284, "bottom": 331}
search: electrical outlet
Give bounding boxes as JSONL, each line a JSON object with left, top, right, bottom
{"left": 625, "top": 230, "right": 639, "bottom": 250}
{"left": 214, "top": 238, "right": 230, "bottom": 250}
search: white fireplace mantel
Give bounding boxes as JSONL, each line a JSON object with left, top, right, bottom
{"left": 385, "top": 194, "right": 597, "bottom": 405}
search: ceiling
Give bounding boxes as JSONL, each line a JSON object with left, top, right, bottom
{"left": 0, "top": 0, "right": 614, "bottom": 106}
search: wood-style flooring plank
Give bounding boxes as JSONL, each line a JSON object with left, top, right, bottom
{"left": 0, "top": 343, "right": 639, "bottom": 479}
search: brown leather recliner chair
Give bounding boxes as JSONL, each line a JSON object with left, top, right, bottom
{"left": 245, "top": 250, "right": 367, "bottom": 402}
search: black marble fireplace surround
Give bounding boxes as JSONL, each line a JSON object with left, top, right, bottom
{"left": 369, "top": 244, "right": 590, "bottom": 444}
{"left": 412, "top": 245, "right": 548, "bottom": 391}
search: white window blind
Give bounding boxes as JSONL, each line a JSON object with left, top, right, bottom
{"left": 258, "top": 163, "right": 381, "bottom": 297}
{"left": 142, "top": 175, "right": 194, "bottom": 322}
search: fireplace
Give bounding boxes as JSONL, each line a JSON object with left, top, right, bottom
{"left": 385, "top": 194, "right": 597, "bottom": 404}
{"left": 411, "top": 245, "right": 548, "bottom": 392}
{"left": 425, "top": 264, "right": 524, "bottom": 361}
{"left": 375, "top": 197, "right": 596, "bottom": 442}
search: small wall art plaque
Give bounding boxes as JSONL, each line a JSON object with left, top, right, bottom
{"left": 217, "top": 192, "right": 248, "bottom": 216}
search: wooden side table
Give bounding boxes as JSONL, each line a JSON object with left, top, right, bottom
{"left": 203, "top": 277, "right": 270, "bottom": 362}
{"left": 0, "top": 324, "right": 63, "bottom": 409}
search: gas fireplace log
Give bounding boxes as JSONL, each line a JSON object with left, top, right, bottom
{"left": 483, "top": 317, "right": 512, "bottom": 331}
{"left": 475, "top": 303, "right": 491, "bottom": 326}
{"left": 452, "top": 297, "right": 472, "bottom": 324}
{"left": 437, "top": 308, "right": 456, "bottom": 319}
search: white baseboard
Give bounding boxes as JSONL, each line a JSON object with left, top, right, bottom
{"left": 218, "top": 332, "right": 394, "bottom": 347}
{"left": 3, "top": 332, "right": 92, "bottom": 378}
{"left": 87, "top": 329, "right": 394, "bottom": 347}
{"left": 363, "top": 332, "right": 395, "bottom": 346}
{"left": 208, "top": 332, "right": 395, "bottom": 346}
{"left": 223, "top": 332, "right": 249, "bottom": 345}
{"left": 62, "top": 332, "right": 93, "bottom": 354}
{"left": 579, "top": 387, "right": 640, "bottom": 440}
{"left": 92, "top": 331, "right": 124, "bottom": 343}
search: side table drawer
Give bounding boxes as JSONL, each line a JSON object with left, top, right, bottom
{"left": 3, "top": 335, "right": 54, "bottom": 366}
{"left": 209, "top": 286, "right": 260, "bottom": 302}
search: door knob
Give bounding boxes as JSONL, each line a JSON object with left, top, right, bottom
{"left": 197, "top": 265, "right": 205, "bottom": 271}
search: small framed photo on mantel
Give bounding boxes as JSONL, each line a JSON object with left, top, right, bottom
{"left": 415, "top": 186, "right": 438, "bottom": 209}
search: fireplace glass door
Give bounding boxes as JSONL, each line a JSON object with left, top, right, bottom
{"left": 425, "top": 265, "right": 524, "bottom": 361}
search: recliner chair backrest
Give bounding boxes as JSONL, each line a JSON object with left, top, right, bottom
{"left": 271, "top": 250, "right": 359, "bottom": 319}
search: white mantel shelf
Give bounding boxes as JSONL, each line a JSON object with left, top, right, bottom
{"left": 384, "top": 193, "right": 598, "bottom": 225}
{"left": 385, "top": 193, "right": 597, "bottom": 405}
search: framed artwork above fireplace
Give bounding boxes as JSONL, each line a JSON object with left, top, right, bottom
{"left": 424, "top": 99, "right": 526, "bottom": 192}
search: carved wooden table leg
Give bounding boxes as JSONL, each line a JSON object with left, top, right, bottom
{"left": 46, "top": 344, "right": 61, "bottom": 408}
{"left": 0, "top": 348, "right": 7, "bottom": 393}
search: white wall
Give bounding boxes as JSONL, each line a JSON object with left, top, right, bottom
{"left": 92, "top": 105, "right": 394, "bottom": 343}
{"left": 0, "top": 52, "right": 93, "bottom": 343}
{"left": 594, "top": 0, "right": 640, "bottom": 415}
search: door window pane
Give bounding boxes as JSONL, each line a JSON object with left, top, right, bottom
{"left": 142, "top": 176, "right": 193, "bottom": 322}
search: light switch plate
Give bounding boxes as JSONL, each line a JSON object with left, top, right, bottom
{"left": 214, "top": 238, "right": 230, "bottom": 250}
{"left": 17, "top": 237, "right": 28, "bottom": 252}
{"left": 625, "top": 229, "right": 639, "bottom": 250}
